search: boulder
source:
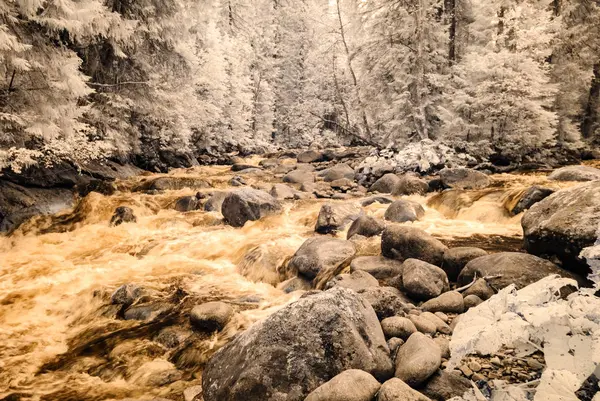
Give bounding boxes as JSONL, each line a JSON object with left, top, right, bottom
{"left": 229, "top": 175, "right": 246, "bottom": 186}
{"left": 433, "top": 337, "right": 450, "bottom": 359}
{"left": 270, "top": 183, "right": 296, "bottom": 200}
{"left": 442, "top": 247, "right": 488, "bottom": 281}
{"left": 395, "top": 333, "right": 441, "bottom": 387}
{"left": 174, "top": 196, "right": 199, "bottom": 212}
{"left": 420, "top": 370, "right": 472, "bottom": 401}
{"left": 408, "top": 315, "right": 437, "bottom": 335}
{"left": 231, "top": 163, "right": 260, "bottom": 172}
{"left": 111, "top": 284, "right": 143, "bottom": 307}
{"left": 458, "top": 252, "right": 580, "bottom": 289}
{"left": 420, "top": 312, "right": 451, "bottom": 335}
{"left": 123, "top": 302, "right": 172, "bottom": 321}
{"left": 402, "top": 259, "right": 449, "bottom": 301}
{"left": 204, "top": 191, "right": 229, "bottom": 212}
{"left": 319, "top": 163, "right": 355, "bottom": 182}
{"left": 439, "top": 168, "right": 490, "bottom": 190}
{"left": 421, "top": 291, "right": 464, "bottom": 314}
{"left": 384, "top": 200, "right": 425, "bottom": 223}
{"left": 221, "top": 188, "right": 281, "bottom": 227}
{"left": 548, "top": 165, "right": 600, "bottom": 181}
{"left": 370, "top": 174, "right": 401, "bottom": 194}
{"left": 201, "top": 288, "right": 394, "bottom": 401}
{"left": 377, "top": 378, "right": 432, "bottom": 401}
{"left": 347, "top": 215, "right": 386, "bottom": 239}
{"left": 135, "top": 177, "right": 211, "bottom": 192}
{"left": 326, "top": 270, "right": 379, "bottom": 292}
{"left": 304, "top": 370, "right": 381, "bottom": 401}
{"left": 283, "top": 169, "right": 315, "bottom": 184}
{"left": 522, "top": 181, "right": 600, "bottom": 273}
{"left": 315, "top": 202, "right": 363, "bottom": 234}
{"left": 361, "top": 196, "right": 394, "bottom": 207}
{"left": 277, "top": 276, "right": 313, "bottom": 293}
{"left": 350, "top": 256, "right": 403, "bottom": 279}
{"left": 381, "top": 226, "right": 447, "bottom": 266}
{"left": 330, "top": 178, "right": 356, "bottom": 192}
{"left": 392, "top": 176, "right": 429, "bottom": 196}
{"left": 381, "top": 316, "right": 418, "bottom": 340}
{"left": 110, "top": 206, "right": 137, "bottom": 226}
{"left": 287, "top": 237, "right": 356, "bottom": 280}
{"left": 357, "top": 286, "right": 414, "bottom": 320}
{"left": 298, "top": 150, "right": 324, "bottom": 163}
{"left": 462, "top": 278, "right": 495, "bottom": 300}
{"left": 463, "top": 294, "right": 483, "bottom": 309}
{"left": 511, "top": 186, "right": 554, "bottom": 215}
{"left": 190, "top": 302, "right": 234, "bottom": 331}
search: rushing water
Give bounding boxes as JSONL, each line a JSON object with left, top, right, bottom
{"left": 0, "top": 162, "right": 577, "bottom": 400}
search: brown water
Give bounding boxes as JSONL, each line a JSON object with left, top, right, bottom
{"left": 0, "top": 163, "right": 571, "bottom": 400}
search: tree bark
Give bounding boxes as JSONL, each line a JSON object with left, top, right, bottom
{"left": 582, "top": 62, "right": 600, "bottom": 140}
{"left": 414, "top": 0, "right": 429, "bottom": 140}
{"left": 445, "top": 0, "right": 457, "bottom": 63}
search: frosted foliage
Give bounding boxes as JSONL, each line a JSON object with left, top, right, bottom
{"left": 449, "top": 276, "right": 600, "bottom": 401}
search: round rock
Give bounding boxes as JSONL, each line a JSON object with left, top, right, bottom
{"left": 381, "top": 225, "right": 447, "bottom": 266}
{"left": 384, "top": 200, "right": 425, "bottom": 223}
{"left": 402, "top": 259, "right": 449, "bottom": 301}
{"left": 395, "top": 332, "right": 442, "bottom": 387}
{"left": 304, "top": 369, "right": 381, "bottom": 401}
{"left": 421, "top": 291, "right": 465, "bottom": 314}
{"left": 190, "top": 301, "right": 234, "bottom": 331}
{"left": 381, "top": 316, "right": 418, "bottom": 340}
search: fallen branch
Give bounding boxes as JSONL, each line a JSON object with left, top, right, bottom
{"left": 456, "top": 274, "right": 503, "bottom": 292}
{"left": 309, "top": 111, "right": 381, "bottom": 149}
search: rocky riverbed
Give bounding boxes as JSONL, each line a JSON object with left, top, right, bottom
{"left": 0, "top": 149, "right": 599, "bottom": 401}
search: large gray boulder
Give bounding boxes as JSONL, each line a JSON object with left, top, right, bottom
{"left": 202, "top": 288, "right": 394, "bottom": 401}
{"left": 395, "top": 332, "right": 441, "bottom": 387}
{"left": 510, "top": 186, "right": 554, "bottom": 215}
{"left": 221, "top": 188, "right": 281, "bottom": 227}
{"left": 350, "top": 256, "right": 404, "bottom": 279}
{"left": 458, "top": 252, "right": 579, "bottom": 289}
{"left": 548, "top": 165, "right": 600, "bottom": 181}
{"left": 297, "top": 150, "right": 325, "bottom": 163}
{"left": 287, "top": 237, "right": 356, "bottom": 280}
{"left": 357, "top": 286, "right": 413, "bottom": 320}
{"left": 315, "top": 202, "right": 362, "bottom": 234}
{"left": 392, "top": 176, "right": 429, "bottom": 196}
{"left": 347, "top": 215, "right": 386, "bottom": 239}
{"left": 384, "top": 200, "right": 425, "bottom": 223}
{"left": 319, "top": 163, "right": 355, "bottom": 182}
{"left": 402, "top": 259, "right": 449, "bottom": 301}
{"left": 381, "top": 225, "right": 447, "bottom": 266}
{"left": 442, "top": 247, "right": 488, "bottom": 281}
{"left": 522, "top": 181, "right": 600, "bottom": 272}
{"left": 305, "top": 370, "right": 381, "bottom": 401}
{"left": 370, "top": 173, "right": 401, "bottom": 194}
{"left": 439, "top": 168, "right": 490, "bottom": 190}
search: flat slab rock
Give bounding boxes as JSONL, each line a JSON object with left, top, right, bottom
{"left": 201, "top": 287, "right": 393, "bottom": 401}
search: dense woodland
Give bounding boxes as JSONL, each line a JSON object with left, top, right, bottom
{"left": 0, "top": 0, "right": 599, "bottom": 172}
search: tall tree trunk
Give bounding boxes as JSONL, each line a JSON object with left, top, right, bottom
{"left": 582, "top": 62, "right": 600, "bottom": 140}
{"left": 445, "top": 0, "right": 457, "bottom": 63}
{"left": 335, "top": 0, "right": 372, "bottom": 139}
{"left": 414, "top": 0, "right": 429, "bottom": 140}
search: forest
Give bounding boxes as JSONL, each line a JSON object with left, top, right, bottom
{"left": 0, "top": 0, "right": 599, "bottom": 172}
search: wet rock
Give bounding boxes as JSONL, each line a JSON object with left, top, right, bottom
{"left": 174, "top": 196, "right": 199, "bottom": 212}
{"left": 270, "top": 183, "right": 296, "bottom": 200}
{"left": 319, "top": 163, "right": 355, "bottom": 182}
{"left": 155, "top": 327, "right": 191, "bottom": 349}
{"left": 458, "top": 252, "right": 580, "bottom": 289}
{"left": 370, "top": 173, "right": 401, "bottom": 194}
{"left": 428, "top": 178, "right": 445, "bottom": 192}
{"left": 420, "top": 312, "right": 451, "bottom": 334}
{"left": 462, "top": 278, "right": 495, "bottom": 300}
{"left": 231, "top": 163, "right": 260, "bottom": 172}
{"left": 283, "top": 169, "right": 315, "bottom": 184}
{"left": 135, "top": 177, "right": 211, "bottom": 192}
{"left": 123, "top": 302, "right": 172, "bottom": 321}
{"left": 229, "top": 175, "right": 247, "bottom": 186}
{"left": 347, "top": 215, "right": 386, "bottom": 239}
{"left": 221, "top": 188, "right": 281, "bottom": 227}
{"left": 298, "top": 150, "right": 324, "bottom": 163}
{"left": 203, "top": 191, "right": 229, "bottom": 212}
{"left": 377, "top": 378, "right": 432, "bottom": 401}
{"left": 350, "top": 256, "right": 403, "bottom": 279}
{"left": 201, "top": 287, "right": 394, "bottom": 401}
{"left": 442, "top": 247, "right": 488, "bottom": 281}
{"left": 421, "top": 291, "right": 464, "bottom": 314}
{"left": 395, "top": 332, "right": 441, "bottom": 387}
{"left": 402, "top": 259, "right": 449, "bottom": 301}
{"left": 287, "top": 237, "right": 356, "bottom": 280}
{"left": 420, "top": 370, "right": 472, "bottom": 401}
{"left": 361, "top": 196, "right": 394, "bottom": 207}
{"left": 439, "top": 168, "right": 490, "bottom": 190}
{"left": 392, "top": 175, "right": 429, "bottom": 196}
{"left": 463, "top": 294, "right": 483, "bottom": 309}
{"left": 183, "top": 386, "right": 203, "bottom": 401}
{"left": 381, "top": 316, "right": 418, "bottom": 340}
{"left": 381, "top": 225, "right": 447, "bottom": 266}
{"left": 315, "top": 202, "right": 363, "bottom": 234}
{"left": 111, "top": 284, "right": 143, "bottom": 306}
{"left": 110, "top": 206, "right": 137, "bottom": 226}
{"left": 304, "top": 369, "right": 381, "bottom": 401}
{"left": 358, "top": 286, "right": 413, "bottom": 319}
{"left": 548, "top": 165, "right": 600, "bottom": 181}
{"left": 511, "top": 186, "right": 554, "bottom": 215}
{"left": 384, "top": 200, "right": 425, "bottom": 223}
{"left": 522, "top": 181, "right": 600, "bottom": 273}
{"left": 330, "top": 178, "right": 356, "bottom": 192}
{"left": 326, "top": 270, "right": 379, "bottom": 292}
{"left": 278, "top": 276, "right": 313, "bottom": 293}
{"left": 190, "top": 301, "right": 234, "bottom": 332}
{"left": 408, "top": 315, "right": 437, "bottom": 335}
{"left": 259, "top": 158, "right": 279, "bottom": 169}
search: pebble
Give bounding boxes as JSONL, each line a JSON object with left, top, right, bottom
{"left": 527, "top": 359, "right": 544, "bottom": 370}
{"left": 434, "top": 312, "right": 449, "bottom": 323}
{"left": 459, "top": 365, "right": 473, "bottom": 377}
{"left": 469, "top": 361, "right": 482, "bottom": 372}
{"left": 490, "top": 356, "right": 502, "bottom": 367}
